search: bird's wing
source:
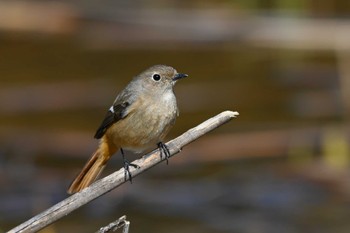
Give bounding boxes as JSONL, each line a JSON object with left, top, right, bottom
{"left": 94, "top": 101, "right": 130, "bottom": 139}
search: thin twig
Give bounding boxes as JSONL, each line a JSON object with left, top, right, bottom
{"left": 8, "top": 110, "right": 239, "bottom": 233}
{"left": 96, "top": 215, "right": 130, "bottom": 233}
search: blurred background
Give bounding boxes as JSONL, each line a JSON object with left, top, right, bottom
{"left": 1, "top": 1, "right": 350, "bottom": 232}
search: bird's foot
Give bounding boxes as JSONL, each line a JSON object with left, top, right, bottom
{"left": 121, "top": 148, "right": 140, "bottom": 183}
{"left": 123, "top": 159, "right": 139, "bottom": 183}
{"left": 157, "top": 142, "right": 170, "bottom": 164}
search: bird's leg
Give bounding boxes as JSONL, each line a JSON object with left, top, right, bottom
{"left": 120, "top": 148, "right": 139, "bottom": 183}
{"left": 157, "top": 142, "right": 171, "bottom": 165}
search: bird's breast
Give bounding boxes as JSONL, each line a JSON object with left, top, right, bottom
{"left": 106, "top": 91, "right": 178, "bottom": 152}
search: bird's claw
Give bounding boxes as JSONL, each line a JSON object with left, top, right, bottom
{"left": 123, "top": 160, "right": 139, "bottom": 183}
{"left": 157, "top": 142, "right": 171, "bottom": 164}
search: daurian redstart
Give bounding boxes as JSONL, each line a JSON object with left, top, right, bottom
{"left": 68, "top": 65, "right": 188, "bottom": 194}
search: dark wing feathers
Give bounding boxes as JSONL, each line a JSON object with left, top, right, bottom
{"left": 94, "top": 102, "right": 130, "bottom": 139}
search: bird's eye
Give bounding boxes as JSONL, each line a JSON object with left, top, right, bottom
{"left": 152, "top": 74, "right": 161, "bottom": 81}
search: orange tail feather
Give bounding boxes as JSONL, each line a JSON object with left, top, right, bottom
{"left": 68, "top": 139, "right": 117, "bottom": 194}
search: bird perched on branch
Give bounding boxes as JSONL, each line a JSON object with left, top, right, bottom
{"left": 68, "top": 65, "right": 188, "bottom": 194}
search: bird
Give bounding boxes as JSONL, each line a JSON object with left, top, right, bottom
{"left": 67, "top": 64, "right": 188, "bottom": 194}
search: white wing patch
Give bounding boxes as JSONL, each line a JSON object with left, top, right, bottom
{"left": 109, "top": 106, "right": 114, "bottom": 113}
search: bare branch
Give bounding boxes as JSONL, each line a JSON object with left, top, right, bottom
{"left": 96, "top": 215, "right": 130, "bottom": 233}
{"left": 8, "top": 110, "right": 239, "bottom": 233}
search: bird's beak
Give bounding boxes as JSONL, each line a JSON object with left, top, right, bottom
{"left": 173, "top": 73, "right": 188, "bottom": 81}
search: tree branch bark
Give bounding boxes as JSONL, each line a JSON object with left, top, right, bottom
{"left": 8, "top": 110, "right": 239, "bottom": 233}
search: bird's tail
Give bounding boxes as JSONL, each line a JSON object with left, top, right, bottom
{"left": 68, "top": 139, "right": 117, "bottom": 194}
